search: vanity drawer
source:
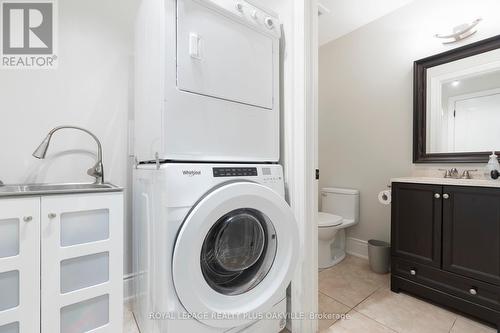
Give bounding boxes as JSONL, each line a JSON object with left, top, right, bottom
{"left": 392, "top": 258, "right": 500, "bottom": 311}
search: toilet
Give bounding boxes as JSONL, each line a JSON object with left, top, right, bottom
{"left": 318, "top": 187, "right": 359, "bottom": 269}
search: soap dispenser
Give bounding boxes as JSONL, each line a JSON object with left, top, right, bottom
{"left": 485, "top": 151, "right": 500, "bottom": 179}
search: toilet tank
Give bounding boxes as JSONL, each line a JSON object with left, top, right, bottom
{"left": 321, "top": 187, "right": 359, "bottom": 221}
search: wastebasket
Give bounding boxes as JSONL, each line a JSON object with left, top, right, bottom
{"left": 368, "top": 240, "right": 390, "bottom": 274}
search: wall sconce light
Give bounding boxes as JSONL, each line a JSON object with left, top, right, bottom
{"left": 435, "top": 18, "right": 482, "bottom": 44}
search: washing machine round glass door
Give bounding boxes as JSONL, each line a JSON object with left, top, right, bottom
{"left": 172, "top": 181, "right": 299, "bottom": 329}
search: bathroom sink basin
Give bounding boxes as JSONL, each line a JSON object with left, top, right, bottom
{"left": 0, "top": 183, "right": 121, "bottom": 197}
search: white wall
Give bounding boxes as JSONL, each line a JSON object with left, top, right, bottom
{"left": 318, "top": 0, "right": 500, "bottom": 248}
{"left": 0, "top": 0, "right": 139, "bottom": 274}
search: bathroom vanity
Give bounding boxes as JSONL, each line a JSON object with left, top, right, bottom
{"left": 0, "top": 184, "right": 123, "bottom": 333}
{"left": 391, "top": 177, "right": 500, "bottom": 328}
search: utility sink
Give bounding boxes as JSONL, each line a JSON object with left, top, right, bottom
{"left": 0, "top": 182, "right": 121, "bottom": 197}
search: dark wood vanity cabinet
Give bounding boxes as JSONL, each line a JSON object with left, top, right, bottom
{"left": 391, "top": 182, "right": 500, "bottom": 328}
{"left": 391, "top": 183, "right": 442, "bottom": 268}
{"left": 442, "top": 186, "right": 500, "bottom": 286}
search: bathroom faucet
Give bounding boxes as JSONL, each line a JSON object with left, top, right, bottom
{"left": 439, "top": 168, "right": 459, "bottom": 179}
{"left": 32, "top": 126, "right": 104, "bottom": 184}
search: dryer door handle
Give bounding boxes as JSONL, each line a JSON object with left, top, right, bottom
{"left": 189, "top": 33, "right": 202, "bottom": 60}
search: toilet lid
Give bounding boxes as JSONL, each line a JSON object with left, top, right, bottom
{"left": 318, "top": 212, "right": 343, "bottom": 227}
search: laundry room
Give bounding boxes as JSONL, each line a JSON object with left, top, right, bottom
{"left": 1, "top": 0, "right": 500, "bottom": 333}
{"left": 0, "top": 0, "right": 314, "bottom": 332}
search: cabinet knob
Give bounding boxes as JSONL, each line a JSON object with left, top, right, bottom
{"left": 410, "top": 269, "right": 417, "bottom": 276}
{"left": 48, "top": 213, "right": 57, "bottom": 219}
{"left": 469, "top": 288, "right": 477, "bottom": 295}
{"left": 434, "top": 193, "right": 441, "bottom": 199}
{"left": 443, "top": 193, "right": 450, "bottom": 199}
{"left": 23, "top": 216, "right": 32, "bottom": 222}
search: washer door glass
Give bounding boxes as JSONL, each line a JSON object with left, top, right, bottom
{"left": 201, "top": 208, "right": 276, "bottom": 296}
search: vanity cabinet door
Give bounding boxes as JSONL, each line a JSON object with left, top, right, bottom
{"left": 391, "top": 183, "right": 442, "bottom": 268}
{"left": 443, "top": 186, "right": 500, "bottom": 286}
{"left": 0, "top": 198, "right": 40, "bottom": 333}
{"left": 40, "top": 193, "right": 123, "bottom": 333}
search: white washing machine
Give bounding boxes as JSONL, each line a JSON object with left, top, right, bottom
{"left": 132, "top": 163, "right": 298, "bottom": 333}
{"left": 134, "top": 0, "right": 282, "bottom": 163}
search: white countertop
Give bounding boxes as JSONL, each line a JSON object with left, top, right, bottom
{"left": 391, "top": 177, "right": 500, "bottom": 188}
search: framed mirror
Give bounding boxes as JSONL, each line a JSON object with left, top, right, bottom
{"left": 414, "top": 35, "right": 500, "bottom": 163}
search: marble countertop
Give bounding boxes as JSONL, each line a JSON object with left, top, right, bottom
{"left": 391, "top": 177, "right": 500, "bottom": 188}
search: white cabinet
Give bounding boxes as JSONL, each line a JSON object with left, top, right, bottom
{"left": 0, "top": 192, "right": 123, "bottom": 333}
{"left": 0, "top": 198, "right": 40, "bottom": 333}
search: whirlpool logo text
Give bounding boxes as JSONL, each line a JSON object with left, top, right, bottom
{"left": 182, "top": 170, "right": 202, "bottom": 177}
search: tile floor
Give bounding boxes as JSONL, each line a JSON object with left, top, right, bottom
{"left": 124, "top": 303, "right": 139, "bottom": 333}
{"left": 318, "top": 255, "right": 496, "bottom": 333}
{"left": 123, "top": 255, "right": 497, "bottom": 333}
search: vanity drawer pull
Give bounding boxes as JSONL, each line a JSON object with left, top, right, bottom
{"left": 443, "top": 193, "right": 450, "bottom": 199}
{"left": 410, "top": 269, "right": 417, "bottom": 276}
{"left": 469, "top": 288, "right": 478, "bottom": 295}
{"left": 434, "top": 193, "right": 441, "bottom": 199}
{"left": 23, "top": 216, "right": 32, "bottom": 222}
{"left": 48, "top": 213, "right": 57, "bottom": 219}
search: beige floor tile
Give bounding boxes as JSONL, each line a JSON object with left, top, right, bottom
{"left": 323, "top": 310, "right": 396, "bottom": 333}
{"left": 318, "top": 292, "right": 351, "bottom": 331}
{"left": 451, "top": 316, "right": 496, "bottom": 333}
{"left": 354, "top": 288, "right": 457, "bottom": 333}
{"left": 319, "top": 255, "right": 389, "bottom": 307}
{"left": 124, "top": 306, "right": 140, "bottom": 333}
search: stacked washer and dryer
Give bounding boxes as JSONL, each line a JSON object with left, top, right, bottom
{"left": 133, "top": 1, "right": 299, "bottom": 332}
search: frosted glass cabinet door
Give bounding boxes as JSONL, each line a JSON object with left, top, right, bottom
{"left": 0, "top": 198, "right": 40, "bottom": 333}
{"left": 41, "top": 193, "right": 123, "bottom": 333}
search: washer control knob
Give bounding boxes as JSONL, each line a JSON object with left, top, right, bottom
{"left": 236, "top": 3, "right": 244, "bottom": 12}
{"left": 264, "top": 17, "right": 274, "bottom": 29}
{"left": 251, "top": 10, "right": 258, "bottom": 19}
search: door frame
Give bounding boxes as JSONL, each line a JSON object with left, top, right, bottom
{"left": 284, "top": 0, "right": 318, "bottom": 332}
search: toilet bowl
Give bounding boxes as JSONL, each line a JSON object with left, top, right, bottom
{"left": 318, "top": 188, "right": 359, "bottom": 269}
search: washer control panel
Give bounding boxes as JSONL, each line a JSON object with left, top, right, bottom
{"left": 213, "top": 167, "right": 258, "bottom": 177}
{"left": 261, "top": 166, "right": 282, "bottom": 183}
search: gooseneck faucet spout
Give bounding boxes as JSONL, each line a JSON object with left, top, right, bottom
{"left": 32, "top": 126, "right": 104, "bottom": 184}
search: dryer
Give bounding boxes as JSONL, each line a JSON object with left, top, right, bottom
{"left": 132, "top": 163, "right": 298, "bottom": 332}
{"left": 134, "top": 0, "right": 281, "bottom": 163}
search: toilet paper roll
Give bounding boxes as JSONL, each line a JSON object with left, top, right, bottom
{"left": 378, "top": 190, "right": 392, "bottom": 205}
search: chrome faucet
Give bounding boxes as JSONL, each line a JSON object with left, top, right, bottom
{"left": 439, "top": 168, "right": 459, "bottom": 179}
{"left": 439, "top": 168, "right": 477, "bottom": 179}
{"left": 32, "top": 126, "right": 104, "bottom": 184}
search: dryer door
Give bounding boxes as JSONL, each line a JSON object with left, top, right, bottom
{"left": 172, "top": 182, "right": 298, "bottom": 328}
{"left": 177, "top": 0, "right": 277, "bottom": 109}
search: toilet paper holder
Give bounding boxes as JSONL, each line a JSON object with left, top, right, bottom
{"left": 378, "top": 186, "right": 392, "bottom": 205}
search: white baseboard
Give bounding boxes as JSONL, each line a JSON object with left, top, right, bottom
{"left": 346, "top": 237, "right": 368, "bottom": 260}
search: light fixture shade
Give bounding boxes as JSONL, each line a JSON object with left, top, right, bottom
{"left": 32, "top": 136, "right": 51, "bottom": 159}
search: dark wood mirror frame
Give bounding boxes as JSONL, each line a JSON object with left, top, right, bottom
{"left": 413, "top": 35, "right": 500, "bottom": 163}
